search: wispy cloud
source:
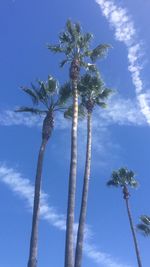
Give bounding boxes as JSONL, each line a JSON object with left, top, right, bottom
{"left": 0, "top": 95, "right": 147, "bottom": 129}
{"left": 95, "top": 0, "right": 150, "bottom": 124}
{"left": 0, "top": 110, "right": 42, "bottom": 127}
{"left": 0, "top": 98, "right": 146, "bottom": 168}
{"left": 0, "top": 109, "right": 70, "bottom": 129}
{"left": 94, "top": 96, "right": 146, "bottom": 126}
{"left": 0, "top": 164, "right": 131, "bottom": 267}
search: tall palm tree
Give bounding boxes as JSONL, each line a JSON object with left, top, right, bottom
{"left": 74, "top": 73, "right": 112, "bottom": 267}
{"left": 48, "top": 19, "right": 110, "bottom": 267}
{"left": 16, "top": 75, "right": 68, "bottom": 267}
{"left": 137, "top": 215, "right": 150, "bottom": 236}
{"left": 107, "top": 167, "right": 142, "bottom": 267}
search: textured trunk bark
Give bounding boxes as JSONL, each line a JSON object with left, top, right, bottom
{"left": 75, "top": 112, "right": 92, "bottom": 267}
{"left": 27, "top": 139, "right": 47, "bottom": 267}
{"left": 125, "top": 197, "right": 142, "bottom": 267}
{"left": 64, "top": 67, "right": 79, "bottom": 267}
{"left": 27, "top": 111, "right": 53, "bottom": 267}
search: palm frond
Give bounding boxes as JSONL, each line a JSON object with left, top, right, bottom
{"left": 47, "top": 44, "right": 64, "bottom": 53}
{"left": 47, "top": 75, "right": 58, "bottom": 93}
{"left": 137, "top": 223, "right": 150, "bottom": 236}
{"left": 15, "top": 107, "right": 46, "bottom": 115}
{"left": 21, "top": 86, "right": 39, "bottom": 105}
{"left": 59, "top": 82, "right": 72, "bottom": 106}
{"left": 90, "top": 44, "right": 111, "bottom": 62}
{"left": 66, "top": 19, "right": 79, "bottom": 42}
{"left": 140, "top": 215, "right": 150, "bottom": 225}
{"left": 80, "top": 61, "right": 97, "bottom": 72}
{"left": 60, "top": 59, "right": 68, "bottom": 68}
{"left": 75, "top": 22, "right": 81, "bottom": 34}
{"left": 99, "top": 88, "right": 113, "bottom": 99}
{"left": 96, "top": 101, "right": 107, "bottom": 108}
{"left": 19, "top": 75, "right": 60, "bottom": 113}
{"left": 107, "top": 179, "right": 119, "bottom": 187}
{"left": 78, "top": 33, "right": 93, "bottom": 50}
{"left": 108, "top": 167, "right": 139, "bottom": 189}
{"left": 137, "top": 216, "right": 150, "bottom": 236}
{"left": 59, "top": 31, "right": 72, "bottom": 44}
{"left": 64, "top": 104, "right": 86, "bottom": 119}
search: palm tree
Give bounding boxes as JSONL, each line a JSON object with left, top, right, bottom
{"left": 137, "top": 215, "right": 150, "bottom": 236}
{"left": 16, "top": 75, "right": 68, "bottom": 267}
{"left": 74, "top": 73, "right": 112, "bottom": 267}
{"left": 48, "top": 19, "right": 110, "bottom": 267}
{"left": 107, "top": 167, "right": 142, "bottom": 267}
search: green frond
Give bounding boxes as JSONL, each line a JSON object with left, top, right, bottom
{"left": 137, "top": 223, "right": 150, "bottom": 236}
{"left": 80, "top": 61, "right": 97, "bottom": 72}
{"left": 99, "top": 88, "right": 113, "bottom": 99}
{"left": 15, "top": 107, "right": 46, "bottom": 115}
{"left": 78, "top": 104, "right": 86, "bottom": 118}
{"left": 21, "top": 86, "right": 39, "bottom": 105}
{"left": 84, "top": 33, "right": 93, "bottom": 44}
{"left": 77, "top": 73, "right": 111, "bottom": 112}
{"left": 64, "top": 105, "right": 73, "bottom": 119}
{"left": 96, "top": 101, "right": 107, "bottom": 108}
{"left": 59, "top": 82, "right": 72, "bottom": 105}
{"left": 140, "top": 215, "right": 150, "bottom": 225}
{"left": 75, "top": 22, "right": 81, "bottom": 34}
{"left": 34, "top": 81, "right": 48, "bottom": 104}
{"left": 90, "top": 44, "right": 111, "bottom": 62}
{"left": 59, "top": 32, "right": 72, "bottom": 44}
{"left": 137, "top": 216, "right": 150, "bottom": 236}
{"left": 47, "top": 44, "right": 64, "bottom": 53}
{"left": 60, "top": 59, "right": 68, "bottom": 68}
{"left": 19, "top": 75, "right": 60, "bottom": 113}
{"left": 32, "top": 76, "right": 58, "bottom": 107}
{"left": 78, "top": 33, "right": 93, "bottom": 50}
{"left": 64, "top": 104, "right": 86, "bottom": 120}
{"left": 107, "top": 179, "right": 120, "bottom": 187}
{"left": 47, "top": 75, "right": 58, "bottom": 93}
{"left": 66, "top": 20, "right": 74, "bottom": 35}
{"left": 108, "top": 167, "right": 139, "bottom": 189}
{"left": 66, "top": 19, "right": 79, "bottom": 42}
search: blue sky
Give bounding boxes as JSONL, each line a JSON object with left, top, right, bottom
{"left": 0, "top": 0, "right": 150, "bottom": 267}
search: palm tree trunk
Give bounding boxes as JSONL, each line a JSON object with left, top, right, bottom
{"left": 27, "top": 139, "right": 47, "bottom": 267}
{"left": 75, "top": 111, "right": 92, "bottom": 267}
{"left": 125, "top": 197, "right": 142, "bottom": 267}
{"left": 65, "top": 59, "right": 79, "bottom": 267}
{"left": 27, "top": 112, "right": 53, "bottom": 267}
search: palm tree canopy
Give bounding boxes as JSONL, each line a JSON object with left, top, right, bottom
{"left": 16, "top": 75, "right": 69, "bottom": 115}
{"left": 59, "top": 72, "right": 112, "bottom": 118}
{"left": 78, "top": 73, "right": 112, "bottom": 111}
{"left": 137, "top": 215, "right": 150, "bottom": 236}
{"left": 48, "top": 19, "right": 111, "bottom": 71}
{"left": 107, "top": 167, "right": 139, "bottom": 188}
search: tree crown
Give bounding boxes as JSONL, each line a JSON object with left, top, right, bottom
{"left": 137, "top": 215, "right": 150, "bottom": 236}
{"left": 78, "top": 73, "right": 112, "bottom": 111}
{"left": 16, "top": 75, "right": 69, "bottom": 115}
{"left": 107, "top": 167, "right": 139, "bottom": 189}
{"left": 48, "top": 19, "right": 111, "bottom": 72}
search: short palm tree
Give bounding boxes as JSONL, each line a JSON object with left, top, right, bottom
{"left": 16, "top": 75, "right": 68, "bottom": 267}
{"left": 74, "top": 73, "right": 112, "bottom": 267}
{"left": 137, "top": 215, "right": 150, "bottom": 236}
{"left": 48, "top": 19, "right": 110, "bottom": 267}
{"left": 107, "top": 168, "right": 142, "bottom": 267}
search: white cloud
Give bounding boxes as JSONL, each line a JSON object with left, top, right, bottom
{"left": 95, "top": 0, "right": 150, "bottom": 124}
{"left": 94, "top": 96, "right": 146, "bottom": 126}
{"left": 0, "top": 164, "right": 131, "bottom": 267}
{"left": 0, "top": 110, "right": 42, "bottom": 127}
{"left": 0, "top": 95, "right": 147, "bottom": 129}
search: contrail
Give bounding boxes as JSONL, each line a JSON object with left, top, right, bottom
{"left": 96, "top": 0, "right": 150, "bottom": 124}
{"left": 0, "top": 164, "right": 131, "bottom": 267}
